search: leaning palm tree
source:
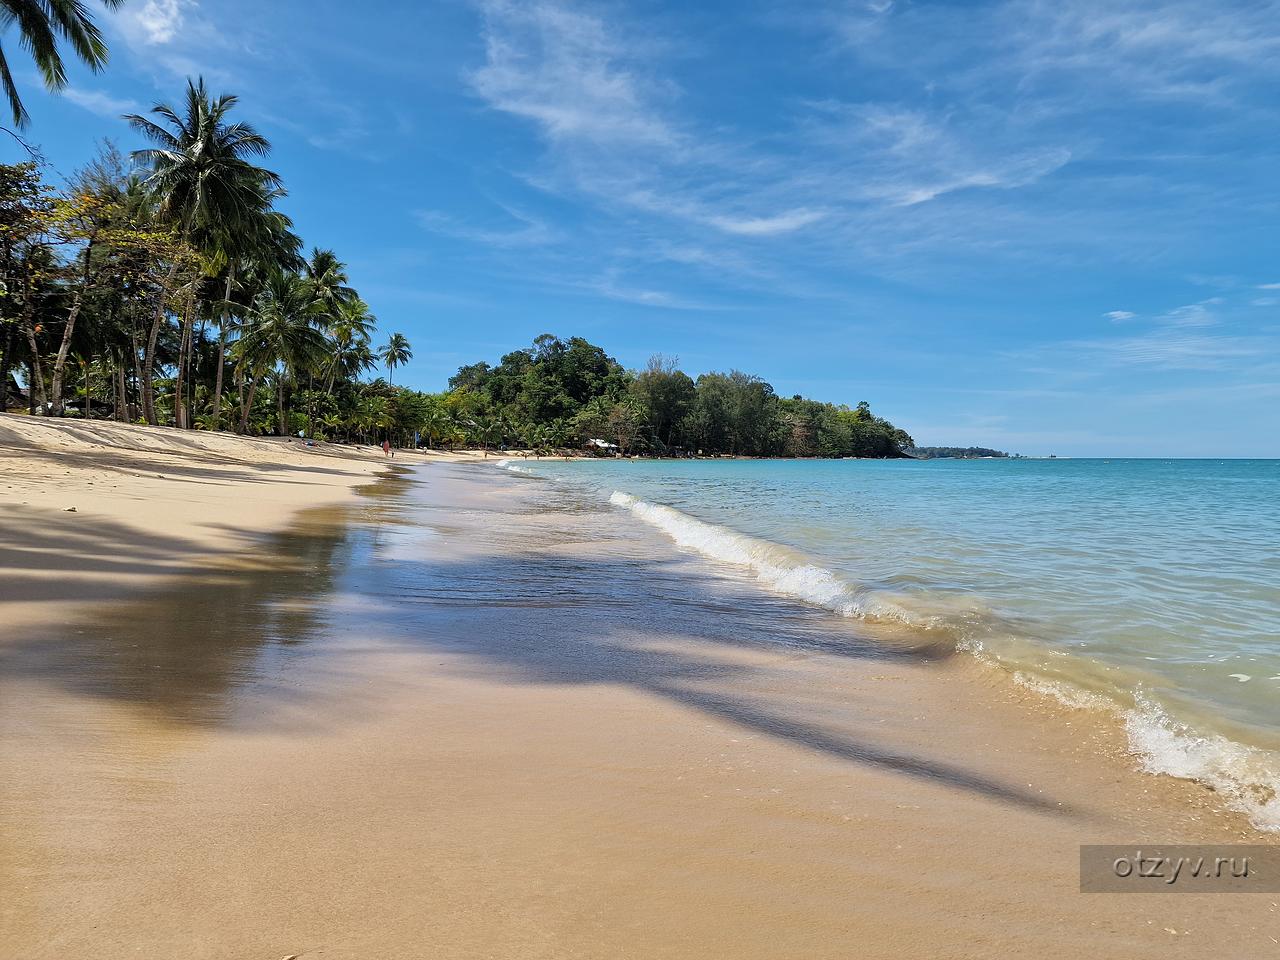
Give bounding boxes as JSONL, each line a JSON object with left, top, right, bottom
{"left": 0, "top": 0, "right": 125, "bottom": 127}
{"left": 378, "top": 332, "right": 412, "bottom": 385}
{"left": 231, "top": 270, "right": 329, "bottom": 436}
{"left": 126, "top": 78, "right": 284, "bottom": 427}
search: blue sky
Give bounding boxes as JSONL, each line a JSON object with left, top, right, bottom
{"left": 7, "top": 0, "right": 1280, "bottom": 455}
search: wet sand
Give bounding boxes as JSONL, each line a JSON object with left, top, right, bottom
{"left": 2, "top": 454, "right": 1277, "bottom": 958}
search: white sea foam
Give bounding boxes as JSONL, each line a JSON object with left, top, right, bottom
{"left": 495, "top": 459, "right": 533, "bottom": 475}
{"left": 612, "top": 488, "right": 1280, "bottom": 833}
{"left": 1126, "top": 693, "right": 1280, "bottom": 831}
{"left": 609, "top": 491, "right": 935, "bottom": 626}
{"left": 1015, "top": 674, "right": 1280, "bottom": 831}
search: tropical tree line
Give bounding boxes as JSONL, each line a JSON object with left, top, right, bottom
{"left": 385, "top": 334, "right": 914, "bottom": 458}
{"left": 906, "top": 446, "right": 1014, "bottom": 459}
{"left": 0, "top": 78, "right": 413, "bottom": 440}
{"left": 0, "top": 10, "right": 911, "bottom": 458}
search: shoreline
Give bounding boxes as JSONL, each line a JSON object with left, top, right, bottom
{"left": 2, "top": 432, "right": 1275, "bottom": 956}
{"left": 0, "top": 414, "right": 502, "bottom": 631}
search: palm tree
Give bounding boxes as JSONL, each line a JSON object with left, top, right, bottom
{"left": 418, "top": 403, "right": 447, "bottom": 449}
{"left": 126, "top": 78, "right": 284, "bottom": 427}
{"left": 349, "top": 392, "right": 392, "bottom": 444}
{"left": 378, "top": 332, "right": 411, "bottom": 385}
{"left": 231, "top": 270, "right": 328, "bottom": 435}
{"left": 0, "top": 0, "right": 125, "bottom": 127}
{"left": 126, "top": 80, "right": 281, "bottom": 250}
{"left": 209, "top": 194, "right": 302, "bottom": 430}
{"left": 324, "top": 296, "right": 375, "bottom": 393}
{"left": 303, "top": 248, "right": 355, "bottom": 320}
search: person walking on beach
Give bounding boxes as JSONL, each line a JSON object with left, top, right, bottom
{"left": 382, "top": 439, "right": 392, "bottom": 458}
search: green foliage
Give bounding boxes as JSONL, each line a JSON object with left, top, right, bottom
{"left": 0, "top": 81, "right": 405, "bottom": 438}
{"left": 907, "top": 446, "right": 1014, "bottom": 459}
{"left": 0, "top": 0, "right": 125, "bottom": 127}
{"left": 409, "top": 335, "right": 914, "bottom": 458}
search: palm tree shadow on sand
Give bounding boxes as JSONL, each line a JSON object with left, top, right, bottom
{"left": 1, "top": 468, "right": 1075, "bottom": 819}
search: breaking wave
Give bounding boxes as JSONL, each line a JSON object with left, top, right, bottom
{"left": 610, "top": 488, "right": 1280, "bottom": 832}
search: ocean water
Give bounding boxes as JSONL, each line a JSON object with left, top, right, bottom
{"left": 497, "top": 456, "right": 1280, "bottom": 829}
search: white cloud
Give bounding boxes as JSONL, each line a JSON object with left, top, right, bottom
{"left": 1257, "top": 282, "right": 1280, "bottom": 290}
{"left": 62, "top": 87, "right": 140, "bottom": 118}
{"left": 470, "top": 0, "right": 675, "bottom": 147}
{"left": 118, "top": 0, "right": 188, "bottom": 46}
{"left": 707, "top": 209, "right": 827, "bottom": 236}
{"left": 1105, "top": 310, "right": 1136, "bottom": 322}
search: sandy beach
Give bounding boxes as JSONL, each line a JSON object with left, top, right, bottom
{"left": 1, "top": 416, "right": 1276, "bottom": 959}
{"left": 0, "top": 416, "right": 495, "bottom": 630}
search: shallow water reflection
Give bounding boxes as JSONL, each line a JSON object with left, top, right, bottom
{"left": 0, "top": 475, "right": 412, "bottom": 727}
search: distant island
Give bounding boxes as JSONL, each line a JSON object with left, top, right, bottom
{"left": 906, "top": 446, "right": 1019, "bottom": 459}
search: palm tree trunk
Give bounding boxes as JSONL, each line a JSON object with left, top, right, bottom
{"left": 49, "top": 240, "right": 95, "bottom": 416}
{"left": 276, "top": 373, "right": 288, "bottom": 437}
{"left": 174, "top": 314, "right": 189, "bottom": 428}
{"left": 235, "top": 367, "right": 246, "bottom": 433}
{"left": 49, "top": 302, "right": 77, "bottom": 414}
{"left": 0, "top": 320, "right": 12, "bottom": 413}
{"left": 114, "top": 358, "right": 127, "bottom": 422}
{"left": 142, "top": 264, "right": 179, "bottom": 426}
{"left": 211, "top": 268, "right": 234, "bottom": 431}
{"left": 239, "top": 372, "right": 260, "bottom": 435}
{"left": 128, "top": 318, "right": 143, "bottom": 421}
{"left": 173, "top": 292, "right": 198, "bottom": 429}
{"left": 22, "top": 307, "right": 47, "bottom": 414}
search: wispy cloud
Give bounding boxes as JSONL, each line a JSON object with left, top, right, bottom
{"left": 579, "top": 269, "right": 721, "bottom": 310}
{"left": 706, "top": 209, "right": 827, "bottom": 236}
{"left": 465, "top": 0, "right": 1078, "bottom": 287}
{"left": 1032, "top": 293, "right": 1277, "bottom": 373}
{"left": 62, "top": 87, "right": 140, "bottom": 118}
{"left": 470, "top": 0, "right": 675, "bottom": 147}
{"left": 830, "top": 0, "right": 1280, "bottom": 108}
{"left": 417, "top": 205, "right": 560, "bottom": 248}
{"left": 1082, "top": 331, "right": 1264, "bottom": 370}
{"left": 1158, "top": 299, "right": 1221, "bottom": 327}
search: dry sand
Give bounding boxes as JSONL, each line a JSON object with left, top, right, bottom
{"left": 1, "top": 417, "right": 1276, "bottom": 959}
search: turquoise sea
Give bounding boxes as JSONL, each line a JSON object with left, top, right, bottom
{"left": 498, "top": 456, "right": 1280, "bottom": 829}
